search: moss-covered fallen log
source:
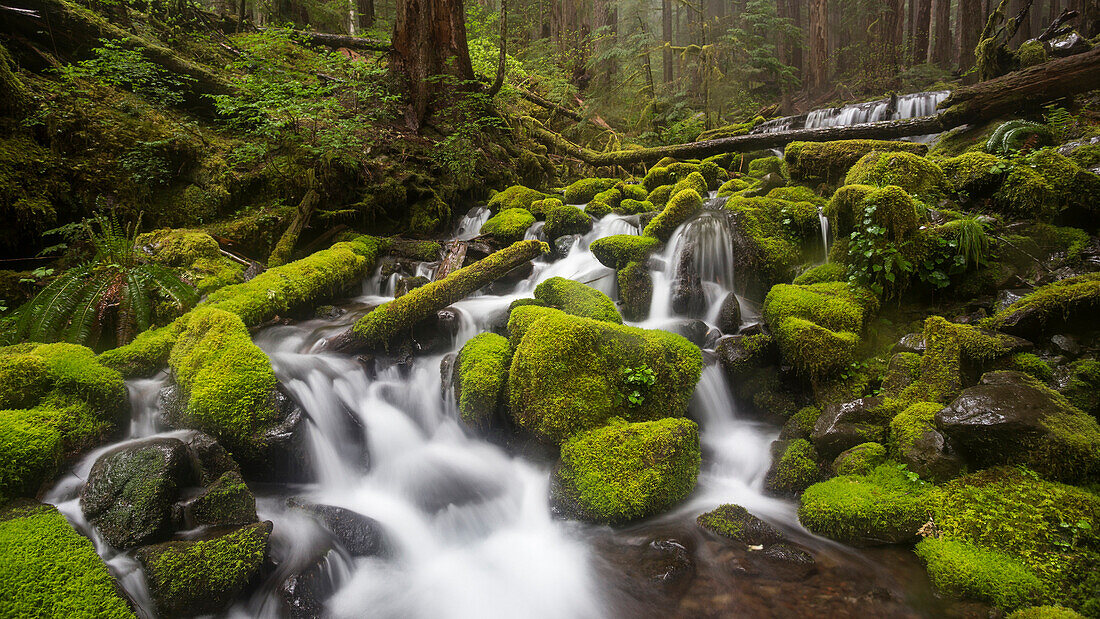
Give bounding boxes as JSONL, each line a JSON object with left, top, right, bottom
{"left": 526, "top": 47, "right": 1100, "bottom": 167}
{"left": 330, "top": 240, "right": 548, "bottom": 353}
{"left": 99, "top": 236, "right": 387, "bottom": 376}
{"left": 260, "top": 28, "right": 392, "bottom": 52}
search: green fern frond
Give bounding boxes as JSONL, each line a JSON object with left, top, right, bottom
{"left": 16, "top": 265, "right": 91, "bottom": 342}
{"left": 64, "top": 274, "right": 114, "bottom": 346}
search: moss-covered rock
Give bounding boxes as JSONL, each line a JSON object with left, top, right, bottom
{"left": 183, "top": 470, "right": 258, "bottom": 528}
{"left": 1061, "top": 358, "right": 1099, "bottom": 417}
{"left": 888, "top": 401, "right": 961, "bottom": 482}
{"left": 1008, "top": 607, "right": 1087, "bottom": 619}
{"left": 928, "top": 466, "right": 1100, "bottom": 612}
{"left": 0, "top": 343, "right": 128, "bottom": 501}
{"left": 765, "top": 438, "right": 823, "bottom": 495}
{"left": 509, "top": 312, "right": 702, "bottom": 443}
{"left": 533, "top": 277, "right": 622, "bottom": 324}
{"left": 723, "top": 195, "right": 819, "bottom": 284}
{"left": 987, "top": 273, "right": 1100, "bottom": 337}
{"left": 748, "top": 156, "right": 784, "bottom": 179}
{"left": 826, "top": 184, "right": 919, "bottom": 243}
{"left": 589, "top": 234, "right": 661, "bottom": 269}
{"left": 646, "top": 184, "right": 674, "bottom": 208}
{"left": 642, "top": 166, "right": 672, "bottom": 192}
{"left": 845, "top": 151, "right": 947, "bottom": 198}
{"left": 137, "top": 228, "right": 244, "bottom": 295}
{"left": 480, "top": 208, "right": 536, "bottom": 244}
{"left": 716, "top": 177, "right": 752, "bottom": 197}
{"left": 697, "top": 503, "right": 784, "bottom": 546}
{"left": 563, "top": 178, "right": 618, "bottom": 204}
{"left": 617, "top": 182, "right": 648, "bottom": 201}
{"left": 551, "top": 417, "right": 700, "bottom": 523}
{"left": 488, "top": 185, "right": 546, "bottom": 213}
{"left": 937, "top": 370, "right": 1100, "bottom": 481}
{"left": 543, "top": 204, "right": 592, "bottom": 241}
{"left": 798, "top": 463, "right": 933, "bottom": 545}
{"left": 785, "top": 140, "right": 928, "bottom": 187}
{"left": 642, "top": 188, "right": 703, "bottom": 241}
{"left": 832, "top": 441, "right": 887, "bottom": 476}
{"left": 136, "top": 521, "right": 272, "bottom": 616}
{"left": 455, "top": 333, "right": 510, "bottom": 429}
{"left": 528, "top": 197, "right": 564, "bottom": 219}
{"left": 1010, "top": 353, "right": 1053, "bottom": 382}
{"left": 672, "top": 171, "right": 709, "bottom": 197}
{"left": 617, "top": 261, "right": 652, "bottom": 322}
{"left": 915, "top": 537, "right": 1044, "bottom": 611}
{"left": 761, "top": 282, "right": 877, "bottom": 377}
{"left": 0, "top": 501, "right": 135, "bottom": 618}
{"left": 939, "top": 151, "right": 1007, "bottom": 197}
{"left": 615, "top": 198, "right": 653, "bottom": 215}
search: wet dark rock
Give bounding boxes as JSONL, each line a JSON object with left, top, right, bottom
{"left": 937, "top": 370, "right": 1100, "bottom": 479}
{"left": 238, "top": 390, "right": 313, "bottom": 483}
{"left": 755, "top": 544, "right": 817, "bottom": 581}
{"left": 176, "top": 471, "right": 259, "bottom": 529}
{"left": 601, "top": 537, "right": 696, "bottom": 600}
{"left": 554, "top": 234, "right": 580, "bottom": 258}
{"left": 716, "top": 292, "right": 742, "bottom": 333}
{"left": 696, "top": 504, "right": 784, "bottom": 546}
{"left": 439, "top": 352, "right": 458, "bottom": 398}
{"left": 881, "top": 352, "right": 920, "bottom": 396}
{"left": 1051, "top": 334, "right": 1080, "bottom": 357}
{"left": 738, "top": 321, "right": 766, "bottom": 336}
{"left": 995, "top": 288, "right": 1032, "bottom": 312}
{"left": 893, "top": 332, "right": 926, "bottom": 354}
{"left": 279, "top": 549, "right": 347, "bottom": 619}
{"left": 703, "top": 328, "right": 723, "bottom": 350}
{"left": 81, "top": 437, "right": 193, "bottom": 549}
{"left": 667, "top": 320, "right": 710, "bottom": 348}
{"left": 395, "top": 276, "right": 430, "bottom": 298}
{"left": 288, "top": 499, "right": 387, "bottom": 557}
{"left": 715, "top": 334, "right": 778, "bottom": 380}
{"left": 186, "top": 432, "right": 241, "bottom": 486}
{"left": 671, "top": 244, "right": 706, "bottom": 317}
{"left": 895, "top": 425, "right": 964, "bottom": 483}
{"left": 811, "top": 397, "right": 889, "bottom": 459}
{"left": 313, "top": 305, "right": 346, "bottom": 320}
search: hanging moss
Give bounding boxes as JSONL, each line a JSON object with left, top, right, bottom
{"left": 455, "top": 333, "right": 511, "bottom": 429}
{"left": 552, "top": 417, "right": 700, "bottom": 523}
{"left": 480, "top": 208, "right": 536, "bottom": 244}
{"left": 0, "top": 502, "right": 135, "bottom": 618}
{"left": 785, "top": 140, "right": 928, "bottom": 187}
{"left": 508, "top": 312, "right": 702, "bottom": 443}
{"left": 642, "top": 188, "right": 703, "bottom": 241}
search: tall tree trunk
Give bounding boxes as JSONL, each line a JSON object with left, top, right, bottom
{"left": 808, "top": 0, "right": 828, "bottom": 93}
{"left": 931, "top": 0, "right": 953, "bottom": 65}
{"left": 957, "top": 0, "right": 982, "bottom": 71}
{"left": 390, "top": 0, "right": 475, "bottom": 131}
{"left": 914, "top": 0, "right": 931, "bottom": 63}
{"left": 662, "top": 0, "right": 674, "bottom": 83}
{"left": 882, "top": 0, "right": 905, "bottom": 71}
{"left": 357, "top": 0, "right": 374, "bottom": 29}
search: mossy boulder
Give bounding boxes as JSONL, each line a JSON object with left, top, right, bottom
{"left": 811, "top": 397, "right": 893, "bottom": 458}
{"left": 697, "top": 503, "right": 784, "bottom": 546}
{"left": 1060, "top": 358, "right": 1100, "bottom": 417}
{"left": 454, "top": 333, "right": 510, "bottom": 429}
{"left": 543, "top": 204, "right": 592, "bottom": 241}
{"left": 0, "top": 343, "right": 128, "bottom": 501}
{"left": 845, "top": 151, "right": 947, "bottom": 198}
{"left": 717, "top": 178, "right": 752, "bottom": 197}
{"left": 642, "top": 166, "right": 672, "bottom": 192}
{"left": 939, "top": 152, "right": 1007, "bottom": 197}
{"left": 508, "top": 312, "right": 702, "bottom": 443}
{"left": 723, "top": 195, "right": 819, "bottom": 285}
{"left": 615, "top": 198, "right": 653, "bottom": 215}
{"left": 889, "top": 401, "right": 963, "bottom": 482}
{"left": 563, "top": 178, "right": 618, "bottom": 204}
{"left": 936, "top": 370, "right": 1100, "bottom": 481}
{"left": 0, "top": 501, "right": 135, "bottom": 618}
{"left": 1009, "top": 607, "right": 1086, "bottom": 619}
{"left": 80, "top": 437, "right": 193, "bottom": 549}
{"left": 825, "top": 184, "right": 919, "bottom": 243}
{"left": 617, "top": 261, "right": 653, "bottom": 322}
{"left": 642, "top": 188, "right": 703, "bottom": 242}
{"left": 798, "top": 463, "right": 933, "bottom": 545}
{"left": 761, "top": 282, "right": 877, "bottom": 377}
{"left": 137, "top": 228, "right": 244, "bottom": 295}
{"left": 832, "top": 441, "right": 887, "bottom": 476}
{"left": 551, "top": 417, "right": 700, "bottom": 523}
{"left": 589, "top": 235, "right": 661, "bottom": 269}
{"left": 528, "top": 197, "right": 564, "bottom": 219}
{"left": 672, "top": 171, "right": 709, "bottom": 197}
{"left": 488, "top": 185, "right": 546, "bottom": 213}
{"left": 928, "top": 466, "right": 1100, "bottom": 612}
{"left": 533, "top": 277, "right": 622, "bottom": 323}
{"left": 765, "top": 438, "right": 823, "bottom": 495}
{"left": 135, "top": 521, "right": 272, "bottom": 616}
{"left": 480, "top": 208, "right": 536, "bottom": 244}
{"left": 987, "top": 273, "right": 1100, "bottom": 338}
{"left": 793, "top": 263, "right": 846, "bottom": 285}
{"left": 748, "top": 156, "right": 784, "bottom": 179}
{"left": 785, "top": 140, "right": 928, "bottom": 187}
{"left": 646, "top": 184, "right": 674, "bottom": 208}
{"left": 617, "top": 182, "right": 648, "bottom": 201}
{"left": 916, "top": 537, "right": 1044, "bottom": 611}
{"left": 181, "top": 470, "right": 258, "bottom": 528}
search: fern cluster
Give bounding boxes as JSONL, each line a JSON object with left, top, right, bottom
{"left": 11, "top": 215, "right": 197, "bottom": 349}
{"left": 985, "top": 120, "right": 1053, "bottom": 156}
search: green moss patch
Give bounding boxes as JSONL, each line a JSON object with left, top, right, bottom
{"left": 845, "top": 151, "right": 947, "bottom": 199}
{"left": 137, "top": 228, "right": 244, "bottom": 295}
{"left": 785, "top": 140, "right": 928, "bottom": 187}
{"left": 533, "top": 277, "right": 622, "bottom": 324}
{"left": 480, "top": 208, "right": 536, "bottom": 244}
{"left": 589, "top": 235, "right": 661, "bottom": 269}
{"left": 642, "top": 188, "right": 703, "bottom": 241}
{"left": 916, "top": 537, "right": 1044, "bottom": 611}
{"left": 0, "top": 502, "right": 135, "bottom": 618}
{"left": 766, "top": 438, "right": 823, "bottom": 495}
{"left": 761, "top": 282, "right": 877, "bottom": 377}
{"left": 552, "top": 417, "right": 700, "bottom": 523}
{"left": 488, "top": 185, "right": 547, "bottom": 213}
{"left": 563, "top": 178, "right": 617, "bottom": 204}
{"left": 455, "top": 333, "right": 510, "bottom": 429}
{"left": 724, "top": 195, "right": 818, "bottom": 284}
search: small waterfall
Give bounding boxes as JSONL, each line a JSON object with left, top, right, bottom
{"left": 454, "top": 207, "right": 490, "bottom": 241}
{"left": 749, "top": 90, "right": 950, "bottom": 135}
{"left": 818, "top": 207, "right": 831, "bottom": 262}
{"left": 524, "top": 221, "right": 546, "bottom": 242}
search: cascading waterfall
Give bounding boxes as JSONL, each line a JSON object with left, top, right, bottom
{"left": 455, "top": 206, "right": 490, "bottom": 241}
{"left": 819, "top": 207, "right": 832, "bottom": 262}
{"left": 750, "top": 90, "right": 950, "bottom": 136}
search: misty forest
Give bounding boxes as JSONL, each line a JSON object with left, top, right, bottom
{"left": 1, "top": 0, "right": 1100, "bottom": 616}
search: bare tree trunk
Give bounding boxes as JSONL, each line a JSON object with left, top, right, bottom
{"left": 357, "top": 0, "right": 374, "bottom": 29}
{"left": 914, "top": 0, "right": 932, "bottom": 63}
{"left": 390, "top": 0, "right": 475, "bottom": 131}
{"left": 662, "top": 0, "right": 674, "bottom": 83}
{"left": 957, "top": 0, "right": 982, "bottom": 71}
{"left": 487, "top": 0, "right": 507, "bottom": 97}
{"left": 931, "top": 0, "right": 953, "bottom": 65}
{"left": 808, "top": 0, "right": 829, "bottom": 92}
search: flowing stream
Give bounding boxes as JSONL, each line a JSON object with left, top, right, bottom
{"left": 49, "top": 196, "right": 945, "bottom": 617}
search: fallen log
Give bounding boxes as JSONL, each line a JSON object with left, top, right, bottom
{"left": 527, "top": 45, "right": 1100, "bottom": 167}
{"left": 259, "top": 28, "right": 392, "bottom": 52}
{"left": 329, "top": 240, "right": 547, "bottom": 353}
{"left": 436, "top": 240, "right": 469, "bottom": 280}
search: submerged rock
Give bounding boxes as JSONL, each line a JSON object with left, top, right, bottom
{"left": 279, "top": 549, "right": 347, "bottom": 619}
{"left": 716, "top": 292, "right": 742, "bottom": 333}
{"left": 697, "top": 504, "right": 784, "bottom": 546}
{"left": 289, "top": 499, "right": 386, "bottom": 557}
{"left": 80, "top": 437, "right": 193, "bottom": 549}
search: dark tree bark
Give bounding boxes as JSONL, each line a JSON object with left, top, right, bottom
{"left": 931, "top": 0, "right": 953, "bottom": 65}
{"left": 357, "top": 0, "right": 374, "bottom": 29}
{"left": 956, "top": 0, "right": 983, "bottom": 71}
{"left": 881, "top": 0, "right": 905, "bottom": 71}
{"left": 662, "top": 0, "right": 674, "bottom": 83}
{"left": 808, "top": 0, "right": 828, "bottom": 92}
{"left": 390, "top": 0, "right": 475, "bottom": 131}
{"left": 914, "top": 0, "right": 932, "bottom": 63}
